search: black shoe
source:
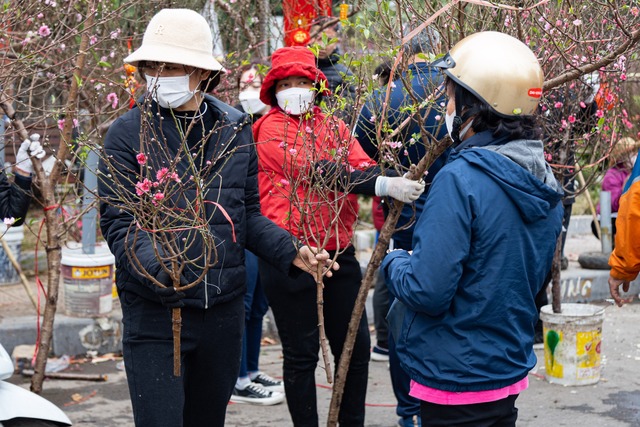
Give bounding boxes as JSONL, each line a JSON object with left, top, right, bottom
{"left": 251, "top": 372, "right": 284, "bottom": 392}
{"left": 230, "top": 383, "right": 284, "bottom": 406}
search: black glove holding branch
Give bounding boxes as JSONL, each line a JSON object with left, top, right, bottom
{"left": 154, "top": 268, "right": 189, "bottom": 309}
{"left": 314, "top": 159, "right": 387, "bottom": 195}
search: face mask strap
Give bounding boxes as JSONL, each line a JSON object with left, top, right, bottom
{"left": 447, "top": 86, "right": 463, "bottom": 145}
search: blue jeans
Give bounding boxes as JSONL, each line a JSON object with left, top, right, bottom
{"left": 239, "top": 250, "right": 270, "bottom": 378}
{"left": 119, "top": 290, "right": 244, "bottom": 427}
{"left": 389, "top": 331, "right": 420, "bottom": 418}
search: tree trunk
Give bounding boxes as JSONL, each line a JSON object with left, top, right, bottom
{"left": 172, "top": 307, "right": 182, "bottom": 376}
{"left": 317, "top": 264, "right": 332, "bottom": 383}
{"left": 30, "top": 2, "right": 94, "bottom": 393}
{"left": 30, "top": 226, "right": 62, "bottom": 393}
{"left": 551, "top": 232, "right": 563, "bottom": 314}
{"left": 326, "top": 137, "right": 451, "bottom": 426}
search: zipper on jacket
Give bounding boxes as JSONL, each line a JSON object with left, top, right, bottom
{"left": 204, "top": 277, "right": 209, "bottom": 309}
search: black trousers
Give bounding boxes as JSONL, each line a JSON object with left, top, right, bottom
{"left": 260, "top": 246, "right": 371, "bottom": 427}
{"left": 420, "top": 394, "right": 519, "bottom": 427}
{"left": 119, "top": 290, "right": 244, "bottom": 427}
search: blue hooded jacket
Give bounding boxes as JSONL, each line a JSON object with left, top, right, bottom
{"left": 382, "top": 132, "right": 564, "bottom": 392}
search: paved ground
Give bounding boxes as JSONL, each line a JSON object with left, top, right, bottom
{"left": 4, "top": 302, "right": 640, "bottom": 426}
{"left": 2, "top": 216, "right": 640, "bottom": 425}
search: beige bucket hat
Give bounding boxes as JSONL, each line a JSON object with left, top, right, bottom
{"left": 125, "top": 8, "right": 224, "bottom": 72}
{"left": 611, "top": 137, "right": 640, "bottom": 165}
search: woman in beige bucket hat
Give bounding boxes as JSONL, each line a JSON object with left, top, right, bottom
{"left": 98, "top": 8, "right": 334, "bottom": 427}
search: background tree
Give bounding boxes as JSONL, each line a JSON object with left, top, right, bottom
{"left": 0, "top": 0, "right": 182, "bottom": 393}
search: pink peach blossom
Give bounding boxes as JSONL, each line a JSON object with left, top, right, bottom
{"left": 135, "top": 179, "right": 152, "bottom": 196}
{"left": 106, "top": 92, "right": 118, "bottom": 109}
{"left": 156, "top": 167, "right": 169, "bottom": 182}
{"left": 136, "top": 153, "right": 147, "bottom": 165}
{"left": 38, "top": 25, "right": 51, "bottom": 37}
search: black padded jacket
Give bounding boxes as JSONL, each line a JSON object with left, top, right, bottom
{"left": 99, "top": 95, "right": 299, "bottom": 308}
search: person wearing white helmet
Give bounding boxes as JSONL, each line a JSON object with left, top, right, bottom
{"left": 1, "top": 134, "right": 45, "bottom": 226}
{"left": 382, "top": 31, "right": 564, "bottom": 426}
{"left": 98, "top": 8, "right": 334, "bottom": 427}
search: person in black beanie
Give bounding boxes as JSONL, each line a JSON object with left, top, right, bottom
{"left": 309, "top": 17, "right": 357, "bottom": 124}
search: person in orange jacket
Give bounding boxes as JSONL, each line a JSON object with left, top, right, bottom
{"left": 608, "top": 149, "right": 640, "bottom": 306}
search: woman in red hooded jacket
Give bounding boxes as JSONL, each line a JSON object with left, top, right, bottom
{"left": 253, "top": 46, "right": 424, "bottom": 426}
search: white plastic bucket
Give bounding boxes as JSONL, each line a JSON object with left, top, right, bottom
{"left": 540, "top": 303, "right": 605, "bottom": 386}
{"left": 0, "top": 225, "right": 24, "bottom": 286}
{"left": 61, "top": 242, "right": 115, "bottom": 317}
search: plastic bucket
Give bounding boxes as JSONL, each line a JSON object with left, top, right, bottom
{"left": 0, "top": 225, "right": 24, "bottom": 286}
{"left": 61, "top": 243, "right": 115, "bottom": 317}
{"left": 540, "top": 303, "right": 605, "bottom": 386}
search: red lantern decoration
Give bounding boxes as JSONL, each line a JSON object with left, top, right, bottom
{"left": 283, "top": 0, "right": 332, "bottom": 47}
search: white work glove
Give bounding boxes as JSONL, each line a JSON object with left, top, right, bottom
{"left": 583, "top": 72, "right": 600, "bottom": 104}
{"left": 15, "top": 134, "right": 45, "bottom": 175}
{"left": 375, "top": 175, "right": 425, "bottom": 203}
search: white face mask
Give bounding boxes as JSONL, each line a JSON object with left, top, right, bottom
{"left": 146, "top": 74, "right": 196, "bottom": 109}
{"left": 276, "top": 87, "right": 315, "bottom": 115}
{"left": 239, "top": 90, "right": 268, "bottom": 115}
{"left": 445, "top": 111, "right": 456, "bottom": 139}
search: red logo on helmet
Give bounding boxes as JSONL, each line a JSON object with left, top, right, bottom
{"left": 528, "top": 88, "right": 543, "bottom": 98}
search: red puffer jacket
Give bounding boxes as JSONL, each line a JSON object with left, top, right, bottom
{"left": 254, "top": 106, "right": 374, "bottom": 251}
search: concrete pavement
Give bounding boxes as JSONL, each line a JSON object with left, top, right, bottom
{"left": 1, "top": 215, "right": 640, "bottom": 425}
{"left": 4, "top": 303, "right": 640, "bottom": 426}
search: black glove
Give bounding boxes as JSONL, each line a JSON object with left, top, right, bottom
{"left": 154, "top": 269, "right": 188, "bottom": 309}
{"left": 313, "top": 160, "right": 383, "bottom": 195}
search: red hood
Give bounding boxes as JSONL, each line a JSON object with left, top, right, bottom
{"left": 260, "top": 46, "right": 329, "bottom": 106}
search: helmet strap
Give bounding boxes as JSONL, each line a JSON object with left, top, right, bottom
{"left": 450, "top": 115, "right": 463, "bottom": 145}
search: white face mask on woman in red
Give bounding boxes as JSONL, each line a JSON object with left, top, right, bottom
{"left": 275, "top": 88, "right": 315, "bottom": 115}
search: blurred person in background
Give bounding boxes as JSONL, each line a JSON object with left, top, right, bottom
{"left": 608, "top": 147, "right": 640, "bottom": 307}
{"left": 591, "top": 137, "right": 640, "bottom": 246}
{"left": 354, "top": 26, "right": 448, "bottom": 427}
{"left": 1, "top": 134, "right": 45, "bottom": 225}
{"left": 231, "top": 61, "right": 285, "bottom": 406}
{"left": 309, "top": 17, "right": 357, "bottom": 123}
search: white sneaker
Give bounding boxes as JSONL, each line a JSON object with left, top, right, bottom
{"left": 230, "top": 383, "right": 285, "bottom": 406}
